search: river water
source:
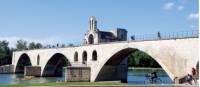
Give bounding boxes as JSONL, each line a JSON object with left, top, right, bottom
{"left": 0, "top": 68, "right": 172, "bottom": 84}
{"left": 128, "top": 68, "right": 173, "bottom": 84}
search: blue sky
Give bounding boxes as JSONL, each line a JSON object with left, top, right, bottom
{"left": 0, "top": 0, "right": 198, "bottom": 47}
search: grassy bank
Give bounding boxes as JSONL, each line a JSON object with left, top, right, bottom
{"left": 0, "top": 82, "right": 147, "bottom": 87}
{"left": 0, "top": 82, "right": 179, "bottom": 87}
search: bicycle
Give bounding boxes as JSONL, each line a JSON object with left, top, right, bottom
{"left": 144, "top": 74, "right": 162, "bottom": 84}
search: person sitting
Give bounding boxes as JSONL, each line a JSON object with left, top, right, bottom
{"left": 186, "top": 74, "right": 193, "bottom": 85}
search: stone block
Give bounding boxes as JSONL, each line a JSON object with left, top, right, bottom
{"left": 0, "top": 65, "right": 14, "bottom": 74}
{"left": 65, "top": 66, "right": 90, "bottom": 82}
{"left": 24, "top": 66, "right": 41, "bottom": 77}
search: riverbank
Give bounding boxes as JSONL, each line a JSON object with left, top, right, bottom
{"left": 0, "top": 82, "right": 198, "bottom": 87}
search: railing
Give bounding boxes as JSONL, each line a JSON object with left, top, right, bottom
{"left": 131, "top": 30, "right": 199, "bottom": 41}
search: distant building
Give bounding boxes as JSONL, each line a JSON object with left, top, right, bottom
{"left": 84, "top": 16, "right": 127, "bottom": 44}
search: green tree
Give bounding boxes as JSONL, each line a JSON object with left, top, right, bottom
{"left": 68, "top": 43, "right": 74, "bottom": 47}
{"left": 16, "top": 40, "right": 27, "bottom": 51}
{"left": 61, "top": 44, "right": 66, "bottom": 47}
{"left": 0, "top": 40, "right": 12, "bottom": 65}
{"left": 28, "top": 42, "right": 43, "bottom": 49}
{"left": 0, "top": 40, "right": 9, "bottom": 59}
{"left": 35, "top": 43, "right": 43, "bottom": 49}
{"left": 28, "top": 42, "right": 36, "bottom": 49}
{"left": 128, "top": 50, "right": 161, "bottom": 68}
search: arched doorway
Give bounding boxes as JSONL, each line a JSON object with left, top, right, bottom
{"left": 88, "top": 34, "right": 94, "bottom": 44}
{"left": 15, "top": 53, "right": 32, "bottom": 73}
{"left": 95, "top": 48, "right": 171, "bottom": 84}
{"left": 42, "top": 53, "right": 70, "bottom": 77}
{"left": 82, "top": 51, "right": 87, "bottom": 64}
{"left": 92, "top": 50, "right": 97, "bottom": 61}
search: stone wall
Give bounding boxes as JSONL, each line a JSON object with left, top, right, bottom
{"left": 65, "top": 66, "right": 90, "bottom": 82}
{"left": 24, "top": 66, "right": 41, "bottom": 76}
{"left": 0, "top": 65, "right": 14, "bottom": 74}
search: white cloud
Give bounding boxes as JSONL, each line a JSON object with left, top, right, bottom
{"left": 163, "top": 2, "right": 175, "bottom": 10}
{"left": 163, "top": 0, "right": 193, "bottom": 11}
{"left": 187, "top": 13, "right": 199, "bottom": 20}
{"left": 177, "top": 6, "right": 184, "bottom": 11}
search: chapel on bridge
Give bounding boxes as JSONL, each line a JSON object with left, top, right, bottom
{"left": 84, "top": 16, "right": 127, "bottom": 44}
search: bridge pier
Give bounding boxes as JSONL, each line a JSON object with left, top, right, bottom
{"left": 65, "top": 66, "right": 91, "bottom": 82}
{"left": 24, "top": 66, "right": 41, "bottom": 77}
{"left": 95, "top": 58, "right": 128, "bottom": 82}
{"left": 0, "top": 65, "right": 14, "bottom": 74}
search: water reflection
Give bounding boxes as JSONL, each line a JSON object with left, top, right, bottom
{"left": 0, "top": 74, "right": 64, "bottom": 84}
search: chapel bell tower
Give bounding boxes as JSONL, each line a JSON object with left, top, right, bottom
{"left": 84, "top": 16, "right": 99, "bottom": 45}
{"left": 89, "top": 16, "right": 97, "bottom": 31}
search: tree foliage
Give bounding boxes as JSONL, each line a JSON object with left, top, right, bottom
{"left": 0, "top": 40, "right": 12, "bottom": 65}
{"left": 35, "top": 43, "right": 43, "bottom": 49}
{"left": 0, "top": 40, "right": 10, "bottom": 59}
{"left": 16, "top": 40, "right": 28, "bottom": 51}
{"left": 128, "top": 50, "right": 161, "bottom": 68}
{"left": 28, "top": 42, "right": 43, "bottom": 49}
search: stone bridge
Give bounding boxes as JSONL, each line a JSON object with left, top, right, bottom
{"left": 12, "top": 37, "right": 198, "bottom": 82}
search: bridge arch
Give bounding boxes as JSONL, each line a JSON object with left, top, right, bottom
{"left": 15, "top": 53, "right": 32, "bottom": 73}
{"left": 42, "top": 53, "right": 70, "bottom": 77}
{"left": 94, "top": 47, "right": 172, "bottom": 82}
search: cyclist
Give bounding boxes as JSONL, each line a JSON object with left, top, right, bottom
{"left": 151, "top": 71, "right": 158, "bottom": 83}
{"left": 145, "top": 70, "right": 162, "bottom": 84}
